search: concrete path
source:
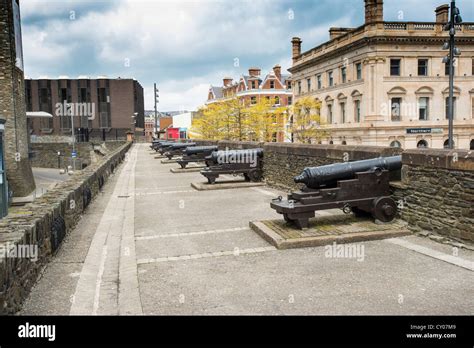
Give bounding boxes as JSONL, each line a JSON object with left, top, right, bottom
{"left": 20, "top": 143, "right": 474, "bottom": 315}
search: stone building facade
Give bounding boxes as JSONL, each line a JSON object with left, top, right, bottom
{"left": 0, "top": 0, "right": 36, "bottom": 198}
{"left": 289, "top": 0, "right": 474, "bottom": 150}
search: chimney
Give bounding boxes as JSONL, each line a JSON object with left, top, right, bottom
{"left": 291, "top": 37, "right": 302, "bottom": 62}
{"left": 435, "top": 4, "right": 449, "bottom": 23}
{"left": 248, "top": 67, "right": 261, "bottom": 77}
{"left": 365, "top": 0, "right": 383, "bottom": 24}
{"left": 223, "top": 77, "right": 233, "bottom": 87}
{"left": 273, "top": 65, "right": 281, "bottom": 79}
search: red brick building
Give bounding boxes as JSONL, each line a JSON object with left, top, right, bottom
{"left": 207, "top": 65, "right": 292, "bottom": 107}
{"left": 207, "top": 65, "right": 293, "bottom": 141}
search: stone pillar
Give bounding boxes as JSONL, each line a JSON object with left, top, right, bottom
{"left": 0, "top": 0, "right": 36, "bottom": 197}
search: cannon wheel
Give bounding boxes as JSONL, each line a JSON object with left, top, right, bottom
{"left": 179, "top": 162, "right": 187, "bottom": 169}
{"left": 372, "top": 197, "right": 397, "bottom": 222}
{"left": 207, "top": 176, "right": 216, "bottom": 184}
{"left": 166, "top": 155, "right": 173, "bottom": 160}
{"left": 247, "top": 170, "right": 262, "bottom": 182}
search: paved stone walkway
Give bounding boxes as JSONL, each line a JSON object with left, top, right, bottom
{"left": 20, "top": 144, "right": 474, "bottom": 315}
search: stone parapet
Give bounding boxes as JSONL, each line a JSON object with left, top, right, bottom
{"left": 395, "top": 149, "right": 474, "bottom": 243}
{"left": 0, "top": 141, "right": 131, "bottom": 314}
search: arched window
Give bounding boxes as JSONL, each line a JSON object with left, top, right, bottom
{"left": 390, "top": 140, "right": 402, "bottom": 148}
{"left": 417, "top": 140, "right": 428, "bottom": 148}
{"left": 329, "top": 140, "right": 334, "bottom": 145}
{"left": 444, "top": 139, "right": 455, "bottom": 148}
{"left": 341, "top": 140, "right": 347, "bottom": 145}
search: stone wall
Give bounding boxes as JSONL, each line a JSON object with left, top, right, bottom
{"left": 0, "top": 0, "right": 36, "bottom": 197}
{"left": 393, "top": 149, "right": 474, "bottom": 243}
{"left": 0, "top": 141, "right": 131, "bottom": 314}
{"left": 193, "top": 140, "right": 403, "bottom": 191}
{"left": 30, "top": 141, "right": 126, "bottom": 169}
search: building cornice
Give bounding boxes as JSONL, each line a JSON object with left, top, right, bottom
{"left": 289, "top": 22, "right": 474, "bottom": 74}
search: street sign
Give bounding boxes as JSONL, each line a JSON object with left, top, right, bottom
{"left": 72, "top": 151, "right": 77, "bottom": 158}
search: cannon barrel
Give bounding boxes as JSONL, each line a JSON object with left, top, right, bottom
{"left": 184, "top": 145, "right": 218, "bottom": 156}
{"left": 207, "top": 148, "right": 263, "bottom": 165}
{"left": 294, "top": 155, "right": 402, "bottom": 189}
{"left": 168, "top": 142, "right": 196, "bottom": 150}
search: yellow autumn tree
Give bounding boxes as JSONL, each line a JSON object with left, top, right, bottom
{"left": 290, "top": 97, "right": 327, "bottom": 144}
{"left": 191, "top": 103, "right": 227, "bottom": 140}
{"left": 246, "top": 97, "right": 287, "bottom": 142}
{"left": 221, "top": 97, "right": 251, "bottom": 141}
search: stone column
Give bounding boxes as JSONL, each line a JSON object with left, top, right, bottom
{"left": 0, "top": 0, "right": 36, "bottom": 197}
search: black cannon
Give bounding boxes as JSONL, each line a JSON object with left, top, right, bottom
{"left": 176, "top": 145, "right": 218, "bottom": 168}
{"left": 152, "top": 141, "right": 174, "bottom": 152}
{"left": 157, "top": 142, "right": 177, "bottom": 154}
{"left": 270, "top": 156, "right": 402, "bottom": 229}
{"left": 200, "top": 148, "right": 264, "bottom": 184}
{"left": 164, "top": 143, "right": 197, "bottom": 159}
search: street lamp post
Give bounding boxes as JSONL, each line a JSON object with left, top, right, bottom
{"left": 443, "top": 0, "right": 463, "bottom": 149}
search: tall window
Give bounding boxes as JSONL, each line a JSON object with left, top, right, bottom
{"left": 390, "top": 59, "right": 401, "bottom": 76}
{"left": 98, "top": 85, "right": 111, "bottom": 129}
{"left": 340, "top": 102, "right": 346, "bottom": 123}
{"left": 317, "top": 75, "right": 322, "bottom": 89}
{"left": 274, "top": 96, "right": 280, "bottom": 105}
{"left": 38, "top": 82, "right": 53, "bottom": 130}
{"left": 250, "top": 96, "right": 257, "bottom": 105}
{"left": 288, "top": 96, "right": 292, "bottom": 105}
{"left": 270, "top": 80, "right": 275, "bottom": 89}
{"left": 298, "top": 81, "right": 302, "bottom": 94}
{"left": 341, "top": 67, "right": 347, "bottom": 83}
{"left": 418, "top": 97, "right": 429, "bottom": 120}
{"left": 328, "top": 71, "right": 333, "bottom": 87}
{"left": 58, "top": 82, "right": 72, "bottom": 131}
{"left": 418, "top": 59, "right": 428, "bottom": 76}
{"left": 354, "top": 100, "right": 361, "bottom": 123}
{"left": 445, "top": 62, "right": 450, "bottom": 76}
{"left": 327, "top": 104, "right": 333, "bottom": 124}
{"left": 307, "top": 78, "right": 311, "bottom": 92}
{"left": 356, "top": 63, "right": 362, "bottom": 80}
{"left": 445, "top": 97, "right": 457, "bottom": 119}
{"left": 391, "top": 97, "right": 402, "bottom": 121}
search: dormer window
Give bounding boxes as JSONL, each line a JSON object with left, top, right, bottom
{"left": 270, "top": 80, "right": 275, "bottom": 89}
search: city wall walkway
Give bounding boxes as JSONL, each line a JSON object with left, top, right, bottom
{"left": 20, "top": 144, "right": 474, "bottom": 315}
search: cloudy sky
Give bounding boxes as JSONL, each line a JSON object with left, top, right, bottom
{"left": 21, "top": 0, "right": 473, "bottom": 111}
